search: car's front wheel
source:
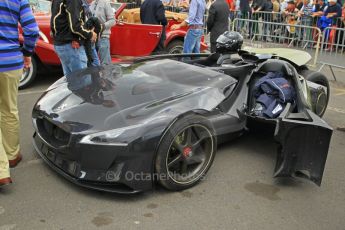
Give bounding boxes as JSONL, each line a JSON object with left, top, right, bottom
{"left": 155, "top": 115, "right": 216, "bottom": 191}
{"left": 19, "top": 56, "right": 37, "bottom": 89}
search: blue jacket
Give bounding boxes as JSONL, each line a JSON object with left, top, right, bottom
{"left": 253, "top": 72, "right": 296, "bottom": 118}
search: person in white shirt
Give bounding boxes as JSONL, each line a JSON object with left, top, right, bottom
{"left": 89, "top": 0, "right": 116, "bottom": 65}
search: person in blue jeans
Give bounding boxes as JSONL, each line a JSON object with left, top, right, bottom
{"left": 171, "top": 0, "right": 206, "bottom": 55}
{"left": 90, "top": 0, "right": 116, "bottom": 65}
{"left": 51, "top": 0, "right": 97, "bottom": 75}
{"left": 82, "top": 0, "right": 101, "bottom": 67}
{"left": 54, "top": 44, "right": 89, "bottom": 75}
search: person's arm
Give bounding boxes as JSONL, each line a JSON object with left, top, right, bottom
{"left": 297, "top": 5, "right": 304, "bottom": 16}
{"left": 313, "top": 10, "right": 323, "bottom": 16}
{"left": 103, "top": 0, "right": 116, "bottom": 29}
{"left": 19, "top": 0, "right": 39, "bottom": 68}
{"left": 171, "top": 0, "right": 197, "bottom": 30}
{"left": 156, "top": 1, "right": 168, "bottom": 26}
{"left": 255, "top": 0, "right": 264, "bottom": 12}
{"left": 326, "top": 7, "right": 342, "bottom": 18}
{"left": 65, "top": 0, "right": 94, "bottom": 40}
{"left": 185, "top": 0, "right": 197, "bottom": 23}
{"left": 206, "top": 4, "right": 216, "bottom": 32}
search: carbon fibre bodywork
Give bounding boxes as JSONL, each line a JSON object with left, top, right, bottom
{"left": 32, "top": 52, "right": 332, "bottom": 193}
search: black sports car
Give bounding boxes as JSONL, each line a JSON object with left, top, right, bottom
{"left": 32, "top": 48, "right": 332, "bottom": 193}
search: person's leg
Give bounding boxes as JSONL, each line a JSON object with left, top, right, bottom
{"left": 264, "top": 16, "right": 272, "bottom": 41}
{"left": 0, "top": 73, "right": 10, "bottom": 180}
{"left": 241, "top": 11, "right": 248, "bottom": 33}
{"left": 65, "top": 45, "right": 88, "bottom": 73}
{"left": 153, "top": 27, "right": 167, "bottom": 54}
{"left": 98, "top": 38, "right": 112, "bottom": 65}
{"left": 296, "top": 18, "right": 306, "bottom": 41}
{"left": 0, "top": 69, "right": 22, "bottom": 180}
{"left": 90, "top": 43, "right": 100, "bottom": 67}
{"left": 54, "top": 44, "right": 88, "bottom": 75}
{"left": 182, "top": 29, "right": 198, "bottom": 61}
{"left": 192, "top": 29, "right": 203, "bottom": 53}
{"left": 251, "top": 14, "right": 259, "bottom": 38}
{"left": 54, "top": 44, "right": 70, "bottom": 75}
{"left": 210, "top": 42, "right": 216, "bottom": 53}
{"left": 306, "top": 21, "right": 312, "bottom": 47}
{"left": 183, "top": 29, "right": 197, "bottom": 54}
{"left": 0, "top": 115, "right": 10, "bottom": 181}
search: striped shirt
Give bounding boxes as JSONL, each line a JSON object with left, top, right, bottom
{"left": 0, "top": 0, "right": 39, "bottom": 72}
{"left": 301, "top": 3, "right": 313, "bottom": 19}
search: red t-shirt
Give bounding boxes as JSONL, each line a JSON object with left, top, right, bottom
{"left": 226, "top": 0, "right": 235, "bottom": 10}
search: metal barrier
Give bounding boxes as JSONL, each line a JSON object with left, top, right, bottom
{"left": 229, "top": 11, "right": 344, "bottom": 31}
{"left": 118, "top": 4, "right": 345, "bottom": 79}
{"left": 232, "top": 18, "right": 322, "bottom": 66}
{"left": 316, "top": 26, "right": 345, "bottom": 80}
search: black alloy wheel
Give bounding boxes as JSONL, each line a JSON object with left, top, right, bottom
{"left": 155, "top": 115, "right": 216, "bottom": 191}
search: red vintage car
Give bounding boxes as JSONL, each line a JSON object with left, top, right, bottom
{"left": 20, "top": 2, "right": 208, "bottom": 89}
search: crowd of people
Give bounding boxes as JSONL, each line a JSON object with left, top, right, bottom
{"left": 234, "top": 0, "right": 345, "bottom": 46}
{"left": 122, "top": 0, "right": 345, "bottom": 47}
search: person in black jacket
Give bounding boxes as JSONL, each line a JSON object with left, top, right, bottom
{"left": 140, "top": 0, "right": 168, "bottom": 53}
{"left": 51, "top": 0, "right": 97, "bottom": 76}
{"left": 251, "top": 0, "right": 267, "bottom": 37}
{"left": 207, "top": 0, "right": 230, "bottom": 53}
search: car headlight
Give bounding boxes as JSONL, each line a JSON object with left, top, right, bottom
{"left": 79, "top": 124, "right": 142, "bottom": 146}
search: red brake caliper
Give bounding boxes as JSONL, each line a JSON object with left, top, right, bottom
{"left": 183, "top": 147, "right": 192, "bottom": 158}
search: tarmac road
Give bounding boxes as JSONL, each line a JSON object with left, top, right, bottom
{"left": 0, "top": 68, "right": 344, "bottom": 230}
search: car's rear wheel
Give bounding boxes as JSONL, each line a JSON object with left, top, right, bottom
{"left": 300, "top": 70, "right": 330, "bottom": 117}
{"left": 19, "top": 56, "right": 37, "bottom": 89}
{"left": 166, "top": 40, "right": 184, "bottom": 54}
{"left": 155, "top": 115, "right": 216, "bottom": 191}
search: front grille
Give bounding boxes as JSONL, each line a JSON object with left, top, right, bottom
{"left": 36, "top": 118, "right": 71, "bottom": 147}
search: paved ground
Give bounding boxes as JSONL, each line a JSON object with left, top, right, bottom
{"left": 0, "top": 66, "right": 345, "bottom": 230}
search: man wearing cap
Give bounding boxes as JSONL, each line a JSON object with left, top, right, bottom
{"left": 325, "top": 0, "right": 342, "bottom": 20}
{"left": 170, "top": 0, "right": 206, "bottom": 54}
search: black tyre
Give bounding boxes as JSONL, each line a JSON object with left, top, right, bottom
{"left": 300, "top": 70, "right": 330, "bottom": 117}
{"left": 155, "top": 115, "right": 217, "bottom": 191}
{"left": 19, "top": 56, "right": 37, "bottom": 89}
{"left": 166, "top": 40, "right": 184, "bottom": 54}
